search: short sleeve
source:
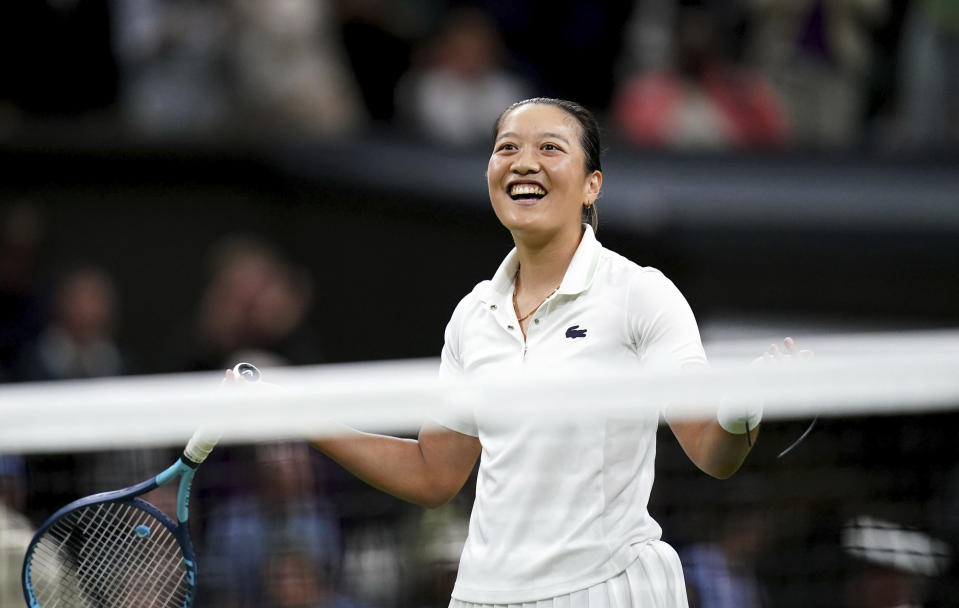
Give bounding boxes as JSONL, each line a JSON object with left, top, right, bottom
{"left": 627, "top": 269, "right": 707, "bottom": 371}
{"left": 432, "top": 296, "right": 479, "bottom": 437}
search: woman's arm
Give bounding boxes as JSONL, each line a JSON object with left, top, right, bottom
{"left": 311, "top": 421, "right": 481, "bottom": 509}
{"left": 221, "top": 368, "right": 481, "bottom": 509}
{"left": 667, "top": 337, "right": 810, "bottom": 479}
{"left": 666, "top": 416, "right": 758, "bottom": 479}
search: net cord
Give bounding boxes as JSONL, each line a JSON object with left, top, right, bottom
{"left": 2, "top": 329, "right": 958, "bottom": 454}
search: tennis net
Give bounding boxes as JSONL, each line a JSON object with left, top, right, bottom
{"left": 2, "top": 328, "right": 958, "bottom": 608}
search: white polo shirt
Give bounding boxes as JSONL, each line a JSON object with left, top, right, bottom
{"left": 435, "top": 225, "right": 707, "bottom": 604}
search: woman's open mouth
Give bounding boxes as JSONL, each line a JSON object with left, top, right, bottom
{"left": 508, "top": 183, "right": 547, "bottom": 202}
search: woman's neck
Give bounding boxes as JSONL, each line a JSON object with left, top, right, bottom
{"left": 513, "top": 223, "right": 583, "bottom": 292}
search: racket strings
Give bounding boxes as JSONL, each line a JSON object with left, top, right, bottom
{"left": 78, "top": 506, "right": 174, "bottom": 606}
{"left": 76, "top": 504, "right": 143, "bottom": 597}
{"left": 83, "top": 504, "right": 188, "bottom": 607}
{"left": 37, "top": 503, "right": 187, "bottom": 607}
{"left": 27, "top": 501, "right": 190, "bottom": 607}
{"left": 39, "top": 504, "right": 149, "bottom": 606}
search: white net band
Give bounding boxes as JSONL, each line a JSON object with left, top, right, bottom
{"left": 2, "top": 329, "right": 958, "bottom": 454}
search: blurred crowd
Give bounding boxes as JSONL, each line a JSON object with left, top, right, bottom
{"left": 0, "top": 199, "right": 471, "bottom": 607}
{"left": 0, "top": 0, "right": 957, "bottom": 152}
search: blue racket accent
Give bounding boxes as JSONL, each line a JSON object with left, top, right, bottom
{"left": 185, "top": 559, "right": 197, "bottom": 586}
{"left": 177, "top": 469, "right": 196, "bottom": 523}
{"left": 154, "top": 459, "right": 197, "bottom": 524}
{"left": 155, "top": 460, "right": 188, "bottom": 487}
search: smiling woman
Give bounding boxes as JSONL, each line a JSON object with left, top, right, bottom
{"left": 490, "top": 98, "right": 602, "bottom": 235}
{"left": 308, "top": 97, "right": 802, "bottom": 608}
{"left": 486, "top": 100, "right": 603, "bottom": 339}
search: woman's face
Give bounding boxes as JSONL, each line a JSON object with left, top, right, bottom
{"left": 487, "top": 103, "right": 601, "bottom": 241}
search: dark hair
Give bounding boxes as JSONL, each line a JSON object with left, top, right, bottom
{"left": 492, "top": 98, "right": 603, "bottom": 231}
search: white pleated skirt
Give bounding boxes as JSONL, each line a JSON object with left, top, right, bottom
{"left": 448, "top": 540, "right": 688, "bottom": 608}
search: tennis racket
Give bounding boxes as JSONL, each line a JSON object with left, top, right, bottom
{"left": 21, "top": 362, "right": 261, "bottom": 608}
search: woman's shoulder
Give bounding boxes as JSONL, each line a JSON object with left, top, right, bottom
{"left": 446, "top": 279, "right": 493, "bottom": 319}
{"left": 442, "top": 280, "right": 496, "bottom": 348}
{"left": 595, "top": 247, "right": 692, "bottom": 305}
{"left": 598, "top": 246, "right": 671, "bottom": 283}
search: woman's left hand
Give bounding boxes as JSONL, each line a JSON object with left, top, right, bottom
{"left": 754, "top": 336, "right": 814, "bottom": 365}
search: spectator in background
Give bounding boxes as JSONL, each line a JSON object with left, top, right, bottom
{"left": 408, "top": 502, "right": 470, "bottom": 608}
{"left": 4, "top": 456, "right": 86, "bottom": 603}
{"left": 681, "top": 508, "right": 768, "bottom": 608}
{"left": 336, "top": 0, "right": 443, "bottom": 122}
{"left": 16, "top": 265, "right": 127, "bottom": 381}
{"left": 0, "top": 456, "right": 33, "bottom": 608}
{"left": 0, "top": 504, "right": 31, "bottom": 605}
{"left": 742, "top": 0, "right": 888, "bottom": 149}
{"left": 173, "top": 238, "right": 328, "bottom": 606}
{"left": 231, "top": 0, "right": 366, "bottom": 137}
{"left": 841, "top": 515, "right": 952, "bottom": 608}
{"left": 201, "top": 442, "right": 345, "bottom": 608}
{"left": 263, "top": 546, "right": 366, "bottom": 608}
{"left": 175, "top": 235, "right": 320, "bottom": 373}
{"left": 0, "top": 203, "right": 46, "bottom": 381}
{"left": 618, "top": 0, "right": 679, "bottom": 78}
{"left": 395, "top": 7, "right": 531, "bottom": 146}
{"left": 14, "top": 263, "right": 146, "bottom": 521}
{"left": 897, "top": 0, "right": 959, "bottom": 149}
{"left": 612, "top": 6, "right": 787, "bottom": 150}
{"left": 109, "top": 0, "right": 232, "bottom": 137}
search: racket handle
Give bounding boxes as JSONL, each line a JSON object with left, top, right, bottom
{"left": 183, "top": 427, "right": 221, "bottom": 465}
{"left": 182, "top": 363, "right": 259, "bottom": 465}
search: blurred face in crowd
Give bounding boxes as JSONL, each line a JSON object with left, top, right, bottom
{"left": 264, "top": 551, "right": 326, "bottom": 608}
{"left": 56, "top": 269, "right": 117, "bottom": 343}
{"left": 487, "top": 103, "right": 601, "bottom": 244}
{"left": 435, "top": 9, "right": 501, "bottom": 77}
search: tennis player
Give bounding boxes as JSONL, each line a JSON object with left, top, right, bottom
{"left": 311, "top": 98, "right": 799, "bottom": 607}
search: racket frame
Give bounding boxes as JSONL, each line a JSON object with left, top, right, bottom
{"left": 22, "top": 456, "right": 201, "bottom": 608}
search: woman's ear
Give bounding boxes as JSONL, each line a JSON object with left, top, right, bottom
{"left": 585, "top": 170, "right": 603, "bottom": 203}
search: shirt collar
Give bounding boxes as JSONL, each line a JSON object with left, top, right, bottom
{"left": 558, "top": 223, "right": 602, "bottom": 295}
{"left": 481, "top": 224, "right": 602, "bottom": 302}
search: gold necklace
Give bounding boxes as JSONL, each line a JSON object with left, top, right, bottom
{"left": 512, "top": 269, "right": 561, "bottom": 323}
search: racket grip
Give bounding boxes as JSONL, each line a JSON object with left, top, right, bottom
{"left": 182, "top": 363, "right": 258, "bottom": 464}
{"left": 183, "top": 427, "right": 221, "bottom": 465}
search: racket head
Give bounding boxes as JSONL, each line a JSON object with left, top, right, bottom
{"left": 23, "top": 494, "right": 197, "bottom": 608}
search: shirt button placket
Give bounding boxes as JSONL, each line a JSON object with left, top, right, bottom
{"left": 492, "top": 303, "right": 518, "bottom": 334}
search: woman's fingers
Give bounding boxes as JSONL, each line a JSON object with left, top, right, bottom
{"left": 784, "top": 336, "right": 799, "bottom": 354}
{"left": 761, "top": 338, "right": 813, "bottom": 362}
{"left": 753, "top": 337, "right": 814, "bottom": 365}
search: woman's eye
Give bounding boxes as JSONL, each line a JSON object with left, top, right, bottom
{"left": 542, "top": 144, "right": 559, "bottom": 151}
{"left": 498, "top": 143, "right": 516, "bottom": 151}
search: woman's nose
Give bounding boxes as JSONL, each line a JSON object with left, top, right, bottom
{"left": 510, "top": 148, "right": 540, "bottom": 174}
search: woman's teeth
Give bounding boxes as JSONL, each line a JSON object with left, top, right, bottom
{"left": 509, "top": 184, "right": 547, "bottom": 199}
